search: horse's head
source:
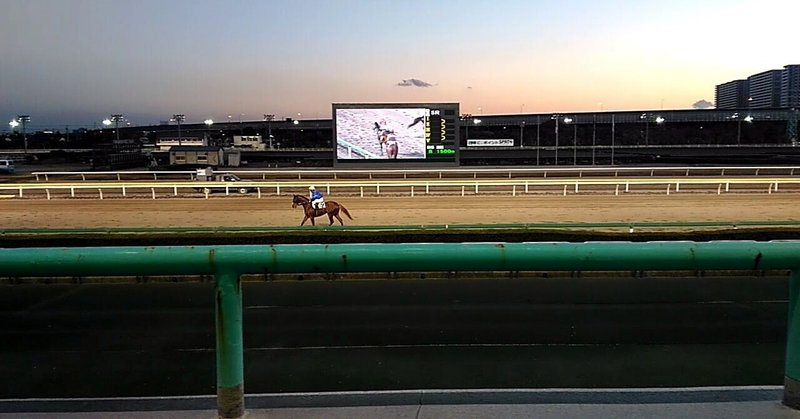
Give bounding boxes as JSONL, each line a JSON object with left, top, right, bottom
{"left": 292, "top": 194, "right": 307, "bottom": 208}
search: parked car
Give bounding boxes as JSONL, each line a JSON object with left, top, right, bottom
{"left": 194, "top": 172, "right": 255, "bottom": 194}
{"left": 0, "top": 159, "right": 15, "bottom": 174}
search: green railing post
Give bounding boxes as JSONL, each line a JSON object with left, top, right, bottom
{"left": 215, "top": 269, "right": 244, "bottom": 418}
{"left": 785, "top": 270, "right": 800, "bottom": 408}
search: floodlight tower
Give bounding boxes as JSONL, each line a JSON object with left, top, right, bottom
{"left": 102, "top": 114, "right": 124, "bottom": 142}
{"left": 263, "top": 114, "right": 275, "bottom": 149}
{"left": 10, "top": 115, "right": 31, "bottom": 153}
{"left": 172, "top": 114, "right": 185, "bottom": 145}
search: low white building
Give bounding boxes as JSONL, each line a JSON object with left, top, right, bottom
{"left": 156, "top": 137, "right": 207, "bottom": 151}
{"left": 233, "top": 135, "right": 265, "bottom": 150}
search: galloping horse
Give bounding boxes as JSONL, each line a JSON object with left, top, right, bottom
{"left": 292, "top": 194, "right": 353, "bottom": 226}
{"left": 379, "top": 130, "right": 398, "bottom": 159}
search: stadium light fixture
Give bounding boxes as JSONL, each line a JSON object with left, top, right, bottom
{"left": 473, "top": 119, "right": 482, "bottom": 125}
{"left": 744, "top": 115, "right": 754, "bottom": 123}
{"left": 16, "top": 115, "right": 31, "bottom": 153}
{"left": 171, "top": 114, "right": 185, "bottom": 144}
{"left": 9, "top": 115, "right": 31, "bottom": 154}
{"left": 655, "top": 116, "right": 665, "bottom": 124}
{"left": 561, "top": 116, "right": 578, "bottom": 165}
{"left": 9, "top": 119, "right": 21, "bottom": 152}
{"left": 103, "top": 114, "right": 124, "bottom": 142}
{"left": 263, "top": 114, "right": 275, "bottom": 149}
{"left": 204, "top": 119, "right": 214, "bottom": 143}
{"left": 552, "top": 114, "right": 561, "bottom": 165}
{"left": 461, "top": 114, "right": 473, "bottom": 140}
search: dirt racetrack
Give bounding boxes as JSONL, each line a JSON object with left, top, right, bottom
{"left": 0, "top": 194, "right": 799, "bottom": 229}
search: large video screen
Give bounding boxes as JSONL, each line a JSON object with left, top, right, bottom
{"left": 333, "top": 103, "right": 459, "bottom": 166}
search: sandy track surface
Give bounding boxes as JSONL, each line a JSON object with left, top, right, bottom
{"left": 1, "top": 195, "right": 799, "bottom": 229}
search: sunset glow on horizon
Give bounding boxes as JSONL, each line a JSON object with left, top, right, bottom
{"left": 1, "top": 0, "right": 798, "bottom": 128}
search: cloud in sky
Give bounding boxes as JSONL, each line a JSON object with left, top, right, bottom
{"left": 692, "top": 100, "right": 714, "bottom": 109}
{"left": 397, "top": 78, "right": 433, "bottom": 88}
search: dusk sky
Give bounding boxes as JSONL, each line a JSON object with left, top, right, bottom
{"left": 1, "top": 0, "right": 798, "bottom": 129}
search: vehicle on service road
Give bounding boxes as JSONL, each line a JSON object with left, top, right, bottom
{"left": 0, "top": 159, "right": 16, "bottom": 174}
{"left": 194, "top": 168, "right": 255, "bottom": 194}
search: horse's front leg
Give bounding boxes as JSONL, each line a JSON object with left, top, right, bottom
{"left": 300, "top": 215, "right": 309, "bottom": 226}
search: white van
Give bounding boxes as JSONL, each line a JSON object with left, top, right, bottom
{"left": 0, "top": 159, "right": 16, "bottom": 174}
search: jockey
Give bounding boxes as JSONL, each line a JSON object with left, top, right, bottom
{"left": 309, "top": 186, "right": 324, "bottom": 209}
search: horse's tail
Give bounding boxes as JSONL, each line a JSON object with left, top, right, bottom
{"left": 338, "top": 203, "right": 353, "bottom": 220}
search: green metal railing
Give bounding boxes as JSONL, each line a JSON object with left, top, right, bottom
{"left": 3, "top": 241, "right": 800, "bottom": 418}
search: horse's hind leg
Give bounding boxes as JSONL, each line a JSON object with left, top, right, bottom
{"left": 328, "top": 213, "right": 335, "bottom": 226}
{"left": 334, "top": 214, "right": 344, "bottom": 225}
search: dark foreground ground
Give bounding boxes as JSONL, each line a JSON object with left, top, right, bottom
{"left": 0, "top": 275, "right": 788, "bottom": 398}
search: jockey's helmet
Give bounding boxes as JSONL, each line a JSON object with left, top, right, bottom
{"left": 308, "top": 186, "right": 316, "bottom": 191}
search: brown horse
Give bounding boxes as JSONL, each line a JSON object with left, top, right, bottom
{"left": 380, "top": 130, "right": 398, "bottom": 159}
{"left": 292, "top": 194, "right": 353, "bottom": 226}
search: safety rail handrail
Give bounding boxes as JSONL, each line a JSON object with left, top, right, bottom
{"left": 2, "top": 177, "right": 800, "bottom": 199}
{"left": 3, "top": 241, "right": 800, "bottom": 418}
{"left": 30, "top": 165, "right": 800, "bottom": 182}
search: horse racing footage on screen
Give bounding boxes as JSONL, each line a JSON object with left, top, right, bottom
{"left": 333, "top": 103, "right": 460, "bottom": 167}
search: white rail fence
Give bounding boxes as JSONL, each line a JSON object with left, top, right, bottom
{"left": 30, "top": 165, "right": 800, "bottom": 182}
{"left": 2, "top": 177, "right": 800, "bottom": 200}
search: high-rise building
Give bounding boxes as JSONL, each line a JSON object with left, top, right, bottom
{"left": 748, "top": 70, "right": 782, "bottom": 108}
{"left": 716, "top": 65, "right": 800, "bottom": 109}
{"left": 715, "top": 80, "right": 749, "bottom": 109}
{"left": 781, "top": 65, "right": 800, "bottom": 108}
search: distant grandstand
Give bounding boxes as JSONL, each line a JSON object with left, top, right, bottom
{"left": 2, "top": 108, "right": 799, "bottom": 167}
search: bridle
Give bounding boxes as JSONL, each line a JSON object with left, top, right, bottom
{"left": 292, "top": 195, "right": 310, "bottom": 209}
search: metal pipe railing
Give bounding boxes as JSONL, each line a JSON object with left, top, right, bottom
{"left": 3, "top": 241, "right": 800, "bottom": 418}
